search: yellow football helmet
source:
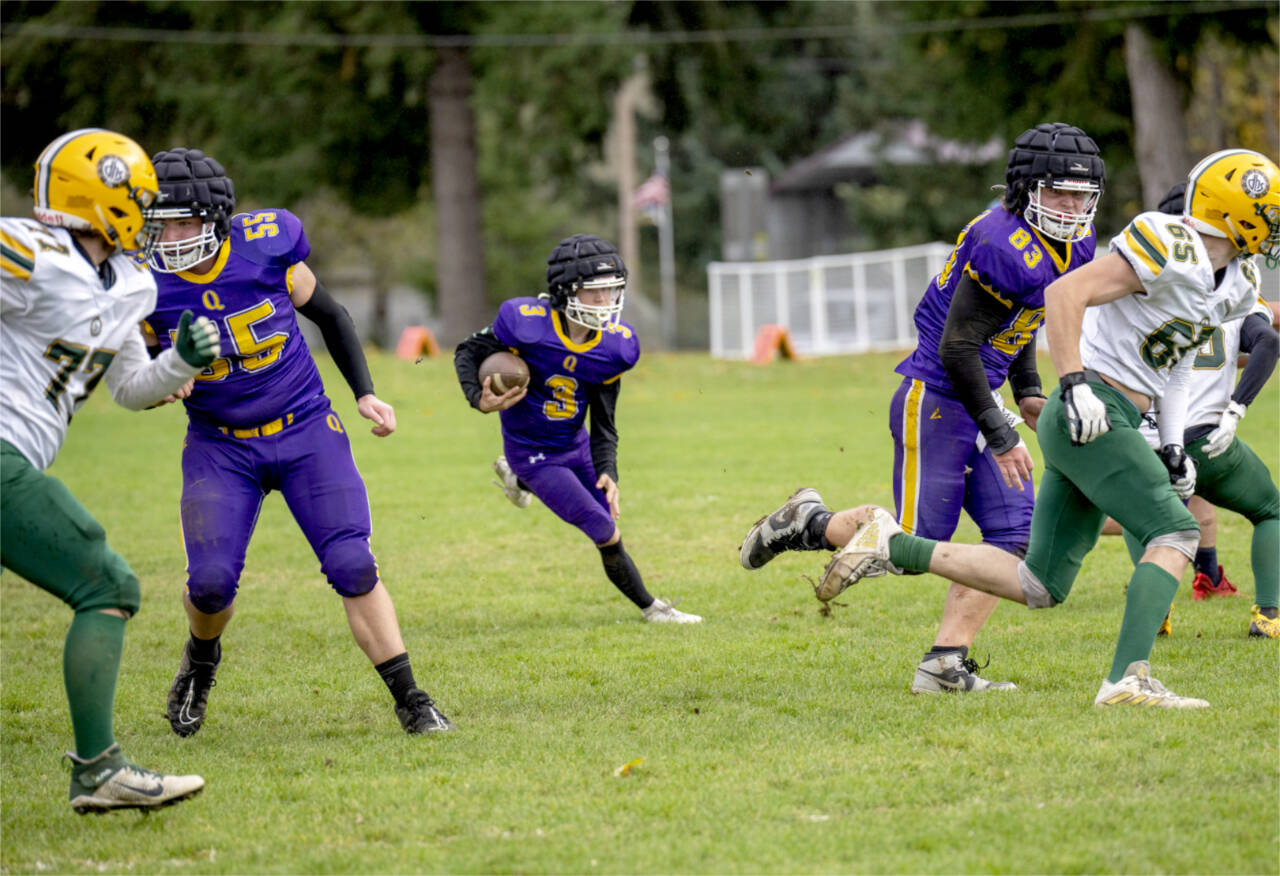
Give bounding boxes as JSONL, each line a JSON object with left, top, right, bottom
{"left": 32, "top": 128, "right": 162, "bottom": 259}
{"left": 1185, "top": 149, "right": 1280, "bottom": 267}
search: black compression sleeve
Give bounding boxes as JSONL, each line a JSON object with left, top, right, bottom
{"left": 453, "top": 326, "right": 508, "bottom": 409}
{"left": 296, "top": 280, "right": 374, "bottom": 400}
{"left": 1008, "top": 337, "right": 1044, "bottom": 401}
{"left": 1233, "top": 312, "right": 1280, "bottom": 407}
{"left": 586, "top": 380, "right": 621, "bottom": 482}
{"left": 938, "top": 273, "right": 1019, "bottom": 453}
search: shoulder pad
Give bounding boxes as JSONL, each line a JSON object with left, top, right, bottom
{"left": 0, "top": 219, "right": 74, "bottom": 282}
{"left": 604, "top": 320, "right": 641, "bottom": 368}
{"left": 230, "top": 208, "right": 310, "bottom": 268}
{"left": 495, "top": 297, "right": 552, "bottom": 345}
{"left": 1110, "top": 211, "right": 1194, "bottom": 286}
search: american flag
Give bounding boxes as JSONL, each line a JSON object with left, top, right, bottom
{"left": 632, "top": 173, "right": 670, "bottom": 220}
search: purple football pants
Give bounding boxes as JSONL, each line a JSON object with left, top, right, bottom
{"left": 506, "top": 438, "right": 616, "bottom": 545}
{"left": 179, "top": 406, "right": 378, "bottom": 613}
{"left": 889, "top": 377, "right": 1033, "bottom": 554}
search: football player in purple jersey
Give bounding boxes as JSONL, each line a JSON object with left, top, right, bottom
{"left": 454, "top": 233, "right": 701, "bottom": 624}
{"left": 742, "top": 124, "right": 1105, "bottom": 693}
{"left": 142, "top": 148, "right": 452, "bottom": 736}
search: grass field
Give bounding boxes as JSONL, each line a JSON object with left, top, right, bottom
{"left": 2, "top": 347, "right": 1277, "bottom": 875}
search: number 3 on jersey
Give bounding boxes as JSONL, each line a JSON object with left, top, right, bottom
{"left": 169, "top": 299, "right": 287, "bottom": 381}
{"left": 543, "top": 375, "right": 579, "bottom": 419}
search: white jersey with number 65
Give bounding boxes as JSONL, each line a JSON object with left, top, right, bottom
{"left": 1081, "top": 211, "right": 1259, "bottom": 400}
{"left": 0, "top": 218, "right": 158, "bottom": 471}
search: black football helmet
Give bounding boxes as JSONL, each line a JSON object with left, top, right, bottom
{"left": 1003, "top": 123, "right": 1105, "bottom": 243}
{"left": 148, "top": 148, "right": 236, "bottom": 273}
{"left": 545, "top": 233, "right": 627, "bottom": 330}
{"left": 1157, "top": 181, "right": 1187, "bottom": 216}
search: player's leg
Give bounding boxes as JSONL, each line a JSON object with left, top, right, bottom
{"left": 1035, "top": 385, "right": 1204, "bottom": 705}
{"left": 1188, "top": 436, "right": 1280, "bottom": 636}
{"left": 279, "top": 411, "right": 452, "bottom": 732}
{"left": 516, "top": 446, "right": 700, "bottom": 622}
{"left": 0, "top": 441, "right": 204, "bottom": 811}
{"left": 167, "top": 428, "right": 263, "bottom": 737}
{"left": 1184, "top": 497, "right": 1236, "bottom": 598}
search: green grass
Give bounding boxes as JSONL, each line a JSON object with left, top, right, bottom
{"left": 2, "top": 349, "right": 1278, "bottom": 875}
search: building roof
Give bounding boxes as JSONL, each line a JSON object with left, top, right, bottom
{"left": 771, "top": 120, "right": 1005, "bottom": 194}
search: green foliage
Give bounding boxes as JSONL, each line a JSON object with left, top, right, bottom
{"left": 2, "top": 348, "right": 1277, "bottom": 873}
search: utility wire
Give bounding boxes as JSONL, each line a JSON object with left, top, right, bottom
{"left": 1, "top": 1, "right": 1271, "bottom": 50}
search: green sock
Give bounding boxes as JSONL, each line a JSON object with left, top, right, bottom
{"left": 1252, "top": 518, "right": 1279, "bottom": 610}
{"left": 888, "top": 533, "right": 937, "bottom": 574}
{"left": 63, "top": 610, "right": 125, "bottom": 758}
{"left": 1108, "top": 563, "right": 1178, "bottom": 682}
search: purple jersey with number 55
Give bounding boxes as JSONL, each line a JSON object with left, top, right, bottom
{"left": 896, "top": 207, "right": 1096, "bottom": 395}
{"left": 146, "top": 209, "right": 326, "bottom": 428}
{"left": 492, "top": 296, "right": 639, "bottom": 456}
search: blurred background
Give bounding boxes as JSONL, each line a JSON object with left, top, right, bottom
{"left": 2, "top": 1, "right": 1276, "bottom": 353}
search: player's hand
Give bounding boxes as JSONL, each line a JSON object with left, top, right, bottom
{"left": 994, "top": 442, "right": 1035, "bottom": 492}
{"left": 174, "top": 310, "right": 221, "bottom": 368}
{"left": 596, "top": 473, "right": 620, "bottom": 520}
{"left": 1203, "top": 401, "right": 1245, "bottom": 458}
{"left": 1060, "top": 372, "right": 1110, "bottom": 445}
{"left": 1017, "top": 395, "right": 1046, "bottom": 432}
{"left": 1160, "top": 444, "right": 1197, "bottom": 499}
{"left": 158, "top": 379, "right": 195, "bottom": 406}
{"left": 356, "top": 394, "right": 396, "bottom": 437}
{"left": 478, "top": 376, "right": 526, "bottom": 413}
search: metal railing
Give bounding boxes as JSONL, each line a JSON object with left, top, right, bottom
{"left": 707, "top": 242, "right": 951, "bottom": 359}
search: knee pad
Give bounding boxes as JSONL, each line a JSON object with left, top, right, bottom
{"left": 1147, "top": 529, "right": 1200, "bottom": 562}
{"left": 1017, "top": 561, "right": 1058, "bottom": 609}
{"left": 186, "top": 563, "right": 239, "bottom": 614}
{"left": 322, "top": 539, "right": 379, "bottom": 598}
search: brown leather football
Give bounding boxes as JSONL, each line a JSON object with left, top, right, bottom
{"left": 478, "top": 351, "right": 530, "bottom": 394}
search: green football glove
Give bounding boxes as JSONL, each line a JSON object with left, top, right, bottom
{"left": 175, "top": 309, "right": 221, "bottom": 368}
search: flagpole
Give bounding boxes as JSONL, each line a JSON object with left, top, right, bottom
{"left": 654, "top": 136, "right": 676, "bottom": 349}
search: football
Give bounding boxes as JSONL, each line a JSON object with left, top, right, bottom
{"left": 478, "top": 351, "right": 530, "bottom": 394}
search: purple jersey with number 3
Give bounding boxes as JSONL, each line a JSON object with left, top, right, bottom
{"left": 492, "top": 297, "right": 639, "bottom": 456}
{"left": 896, "top": 207, "right": 1096, "bottom": 396}
{"left": 146, "top": 209, "right": 325, "bottom": 428}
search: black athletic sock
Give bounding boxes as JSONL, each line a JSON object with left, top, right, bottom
{"left": 1194, "top": 547, "right": 1220, "bottom": 583}
{"left": 599, "top": 540, "right": 654, "bottom": 609}
{"left": 189, "top": 632, "right": 221, "bottom": 663}
{"left": 375, "top": 652, "right": 418, "bottom": 705}
{"left": 802, "top": 510, "right": 836, "bottom": 551}
{"left": 924, "top": 645, "right": 968, "bottom": 662}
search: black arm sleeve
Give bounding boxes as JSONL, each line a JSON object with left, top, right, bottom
{"left": 453, "top": 326, "right": 508, "bottom": 409}
{"left": 586, "top": 380, "right": 621, "bottom": 483}
{"left": 937, "top": 273, "right": 1020, "bottom": 454}
{"left": 1233, "top": 312, "right": 1280, "bottom": 407}
{"left": 1008, "top": 335, "right": 1044, "bottom": 402}
{"left": 295, "top": 279, "right": 374, "bottom": 400}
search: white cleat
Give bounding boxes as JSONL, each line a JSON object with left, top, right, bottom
{"left": 1094, "top": 660, "right": 1209, "bottom": 709}
{"left": 816, "top": 505, "right": 903, "bottom": 602}
{"left": 911, "top": 652, "right": 1017, "bottom": 694}
{"left": 642, "top": 598, "right": 703, "bottom": 624}
{"left": 67, "top": 744, "right": 204, "bottom": 814}
{"left": 492, "top": 456, "right": 532, "bottom": 508}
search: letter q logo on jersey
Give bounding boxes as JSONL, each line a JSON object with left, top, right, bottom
{"left": 1241, "top": 168, "right": 1270, "bottom": 199}
{"left": 96, "top": 154, "right": 130, "bottom": 188}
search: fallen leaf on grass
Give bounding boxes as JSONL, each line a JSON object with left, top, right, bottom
{"left": 614, "top": 758, "right": 644, "bottom": 777}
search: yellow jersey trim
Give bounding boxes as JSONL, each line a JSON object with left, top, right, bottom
{"left": 964, "top": 264, "right": 1011, "bottom": 308}
{"left": 1028, "top": 226, "right": 1073, "bottom": 274}
{"left": 552, "top": 311, "right": 602, "bottom": 353}
{"left": 1123, "top": 227, "right": 1163, "bottom": 276}
{"left": 176, "top": 239, "right": 231, "bottom": 285}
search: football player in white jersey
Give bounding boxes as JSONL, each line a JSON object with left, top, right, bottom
{"left": 811, "top": 149, "right": 1279, "bottom": 708}
{"left": 0, "top": 129, "right": 220, "bottom": 812}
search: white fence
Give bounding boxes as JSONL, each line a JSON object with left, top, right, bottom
{"left": 707, "top": 242, "right": 952, "bottom": 359}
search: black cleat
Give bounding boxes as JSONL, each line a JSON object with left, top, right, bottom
{"left": 395, "top": 689, "right": 455, "bottom": 734}
{"left": 166, "top": 639, "right": 220, "bottom": 738}
{"left": 739, "top": 488, "right": 826, "bottom": 570}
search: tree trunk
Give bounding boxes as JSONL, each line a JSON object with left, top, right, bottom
{"left": 430, "top": 47, "right": 490, "bottom": 347}
{"left": 1124, "top": 24, "right": 1192, "bottom": 210}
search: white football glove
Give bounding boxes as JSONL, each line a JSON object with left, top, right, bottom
{"left": 1060, "top": 372, "right": 1111, "bottom": 446}
{"left": 1160, "top": 444, "right": 1197, "bottom": 500}
{"left": 1202, "top": 401, "right": 1245, "bottom": 459}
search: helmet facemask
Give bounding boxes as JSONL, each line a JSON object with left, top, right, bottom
{"left": 1025, "top": 179, "right": 1102, "bottom": 243}
{"left": 564, "top": 274, "right": 627, "bottom": 330}
{"left": 147, "top": 206, "right": 225, "bottom": 273}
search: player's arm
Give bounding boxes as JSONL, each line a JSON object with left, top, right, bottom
{"left": 289, "top": 262, "right": 374, "bottom": 401}
{"left": 106, "top": 311, "right": 218, "bottom": 410}
{"left": 1233, "top": 313, "right": 1280, "bottom": 407}
{"left": 586, "top": 380, "right": 621, "bottom": 483}
{"left": 1044, "top": 252, "right": 1142, "bottom": 376}
{"left": 454, "top": 326, "right": 519, "bottom": 412}
{"left": 938, "top": 274, "right": 1020, "bottom": 454}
